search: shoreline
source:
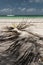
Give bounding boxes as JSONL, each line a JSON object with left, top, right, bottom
{"left": 0, "top": 15, "right": 43, "bottom": 19}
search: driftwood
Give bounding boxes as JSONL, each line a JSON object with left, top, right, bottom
{"left": 0, "top": 23, "right": 43, "bottom": 65}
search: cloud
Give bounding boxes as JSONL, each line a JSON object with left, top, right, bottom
{"left": 18, "top": 7, "right": 26, "bottom": 11}
{"left": 0, "top": 7, "right": 43, "bottom": 15}
{"left": 40, "top": 9, "right": 43, "bottom": 13}
{"left": 20, "top": 8, "right": 26, "bottom": 11}
{"left": 0, "top": 8, "right": 12, "bottom": 12}
{"left": 35, "top": 0, "right": 43, "bottom": 3}
{"left": 29, "top": 0, "right": 34, "bottom": 3}
{"left": 26, "top": 8, "right": 36, "bottom": 12}
{"left": 0, "top": 8, "right": 15, "bottom": 15}
{"left": 29, "top": 0, "right": 43, "bottom": 3}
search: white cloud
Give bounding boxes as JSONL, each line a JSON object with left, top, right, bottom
{"left": 26, "top": 8, "right": 43, "bottom": 14}
{"left": 18, "top": 8, "right": 37, "bottom": 12}
{"left": 27, "top": 8, "right": 36, "bottom": 12}
{"left": 0, "top": 8, "right": 13, "bottom": 12}
{"left": 21, "top": 8, "right": 26, "bottom": 11}
{"left": 18, "top": 7, "right": 26, "bottom": 11}
{"left": 0, "top": 8, "right": 43, "bottom": 15}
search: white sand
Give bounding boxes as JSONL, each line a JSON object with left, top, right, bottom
{"left": 0, "top": 17, "right": 43, "bottom": 53}
{"left": 0, "top": 17, "right": 43, "bottom": 36}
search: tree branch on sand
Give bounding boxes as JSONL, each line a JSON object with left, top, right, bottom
{"left": 0, "top": 22, "right": 43, "bottom": 65}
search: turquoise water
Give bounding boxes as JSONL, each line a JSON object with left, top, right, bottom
{"left": 0, "top": 15, "right": 43, "bottom": 18}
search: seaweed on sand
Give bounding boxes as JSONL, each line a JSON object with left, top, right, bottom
{"left": 0, "top": 23, "right": 43, "bottom": 65}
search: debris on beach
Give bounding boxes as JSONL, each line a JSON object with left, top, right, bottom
{"left": 0, "top": 22, "right": 43, "bottom": 65}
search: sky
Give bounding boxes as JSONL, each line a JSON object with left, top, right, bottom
{"left": 0, "top": 0, "right": 43, "bottom": 15}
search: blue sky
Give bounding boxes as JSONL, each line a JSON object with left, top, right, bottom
{"left": 0, "top": 0, "right": 43, "bottom": 15}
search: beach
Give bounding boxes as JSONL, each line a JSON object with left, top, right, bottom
{"left": 0, "top": 17, "right": 43, "bottom": 65}
{"left": 0, "top": 17, "right": 43, "bottom": 35}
